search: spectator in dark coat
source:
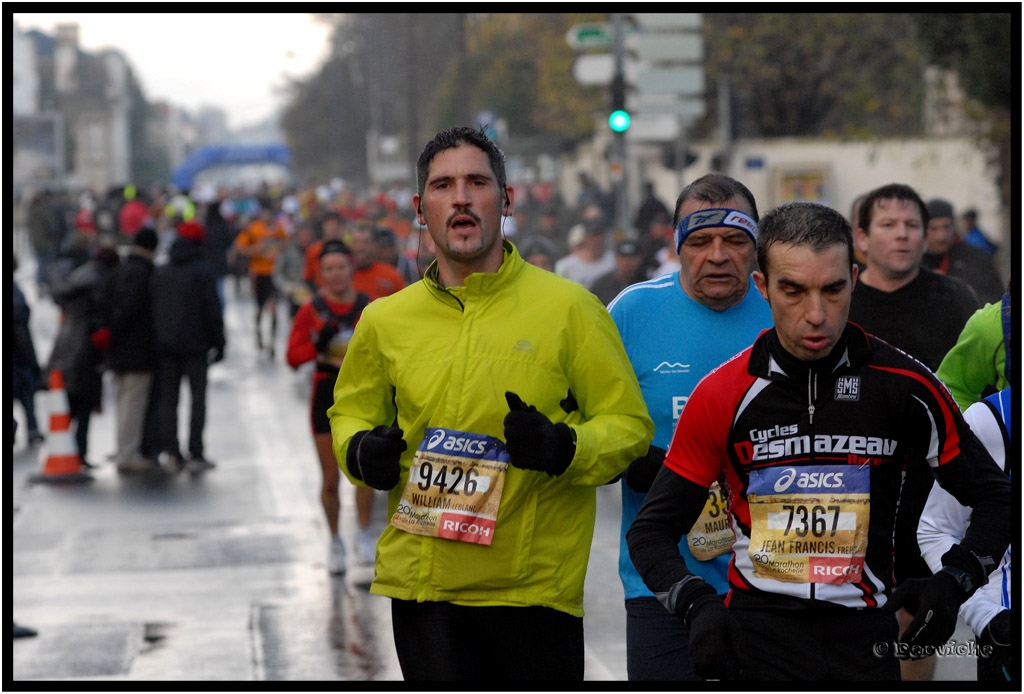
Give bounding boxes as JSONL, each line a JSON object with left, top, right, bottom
{"left": 47, "top": 228, "right": 96, "bottom": 293}
{"left": 633, "top": 181, "right": 671, "bottom": 239}
{"left": 107, "top": 227, "right": 160, "bottom": 473}
{"left": 590, "top": 239, "right": 649, "bottom": 306}
{"left": 13, "top": 254, "right": 45, "bottom": 446}
{"left": 923, "top": 198, "right": 1005, "bottom": 305}
{"left": 27, "top": 190, "right": 65, "bottom": 297}
{"left": 46, "top": 245, "right": 120, "bottom": 466}
{"left": 201, "top": 197, "right": 235, "bottom": 309}
{"left": 150, "top": 221, "right": 225, "bottom": 473}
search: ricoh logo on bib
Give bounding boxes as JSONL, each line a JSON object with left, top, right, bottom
{"left": 426, "top": 429, "right": 487, "bottom": 455}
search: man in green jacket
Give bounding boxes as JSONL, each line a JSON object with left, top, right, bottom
{"left": 328, "top": 126, "right": 653, "bottom": 681}
{"left": 936, "top": 287, "right": 1010, "bottom": 411}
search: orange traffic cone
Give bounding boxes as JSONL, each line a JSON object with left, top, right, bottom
{"left": 30, "top": 369, "right": 93, "bottom": 484}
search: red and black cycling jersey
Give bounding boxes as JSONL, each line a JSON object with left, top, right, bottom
{"left": 628, "top": 323, "right": 1011, "bottom": 611}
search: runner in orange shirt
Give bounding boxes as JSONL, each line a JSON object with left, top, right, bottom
{"left": 349, "top": 223, "right": 407, "bottom": 300}
{"left": 303, "top": 211, "right": 347, "bottom": 290}
{"left": 232, "top": 201, "right": 289, "bottom": 357}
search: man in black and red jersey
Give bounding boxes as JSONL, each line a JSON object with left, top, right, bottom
{"left": 627, "top": 201, "right": 1011, "bottom": 681}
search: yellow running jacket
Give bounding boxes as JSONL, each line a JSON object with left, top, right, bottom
{"left": 329, "top": 241, "right": 653, "bottom": 617}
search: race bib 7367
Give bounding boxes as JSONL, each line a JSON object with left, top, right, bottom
{"left": 746, "top": 465, "right": 870, "bottom": 583}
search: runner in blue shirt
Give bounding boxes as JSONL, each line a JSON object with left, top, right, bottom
{"left": 608, "top": 173, "right": 772, "bottom": 680}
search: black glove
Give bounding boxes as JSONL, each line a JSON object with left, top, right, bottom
{"left": 208, "top": 344, "right": 225, "bottom": 364}
{"left": 315, "top": 319, "right": 340, "bottom": 353}
{"left": 657, "top": 576, "right": 746, "bottom": 680}
{"left": 886, "top": 568, "right": 966, "bottom": 653}
{"left": 624, "top": 445, "right": 666, "bottom": 493}
{"left": 981, "top": 609, "right": 1011, "bottom": 647}
{"left": 503, "top": 391, "right": 575, "bottom": 476}
{"left": 977, "top": 610, "right": 1012, "bottom": 676}
{"left": 687, "top": 593, "right": 747, "bottom": 680}
{"left": 347, "top": 425, "right": 406, "bottom": 490}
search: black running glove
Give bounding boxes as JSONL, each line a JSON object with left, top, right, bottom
{"left": 977, "top": 610, "right": 1011, "bottom": 675}
{"left": 981, "top": 609, "right": 1011, "bottom": 648}
{"left": 503, "top": 391, "right": 575, "bottom": 476}
{"left": 315, "top": 319, "right": 340, "bottom": 353}
{"left": 886, "top": 568, "right": 967, "bottom": 654}
{"left": 657, "top": 576, "right": 746, "bottom": 680}
{"left": 347, "top": 425, "right": 406, "bottom": 490}
{"left": 624, "top": 445, "right": 666, "bottom": 493}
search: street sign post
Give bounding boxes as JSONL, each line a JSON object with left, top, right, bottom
{"left": 627, "top": 33, "right": 702, "bottom": 62}
{"left": 634, "top": 66, "right": 705, "bottom": 95}
{"left": 572, "top": 54, "right": 644, "bottom": 86}
{"left": 631, "top": 13, "right": 701, "bottom": 30}
{"left": 626, "top": 114, "right": 680, "bottom": 142}
{"left": 565, "top": 22, "right": 613, "bottom": 51}
{"left": 628, "top": 93, "right": 706, "bottom": 120}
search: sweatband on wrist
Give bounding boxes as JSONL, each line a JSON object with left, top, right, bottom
{"left": 347, "top": 430, "right": 368, "bottom": 481}
{"left": 674, "top": 208, "right": 758, "bottom": 253}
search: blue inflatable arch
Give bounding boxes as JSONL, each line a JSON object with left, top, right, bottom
{"left": 171, "top": 143, "right": 292, "bottom": 191}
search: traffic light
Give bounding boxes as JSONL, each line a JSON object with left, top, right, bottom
{"left": 609, "top": 74, "right": 630, "bottom": 133}
{"left": 609, "top": 110, "right": 631, "bottom": 133}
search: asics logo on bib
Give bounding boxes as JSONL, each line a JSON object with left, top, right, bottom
{"left": 426, "top": 430, "right": 487, "bottom": 455}
{"left": 773, "top": 467, "right": 844, "bottom": 492}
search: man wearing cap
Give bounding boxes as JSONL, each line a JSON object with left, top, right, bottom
{"left": 922, "top": 198, "right": 1004, "bottom": 305}
{"left": 607, "top": 173, "right": 772, "bottom": 680}
{"left": 590, "top": 239, "right": 648, "bottom": 306}
{"left": 517, "top": 235, "right": 560, "bottom": 272}
{"left": 151, "top": 220, "right": 225, "bottom": 473}
{"left": 108, "top": 227, "right": 160, "bottom": 472}
{"left": 554, "top": 204, "right": 615, "bottom": 289}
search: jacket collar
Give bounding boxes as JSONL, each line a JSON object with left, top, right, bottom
{"left": 750, "top": 323, "right": 871, "bottom": 381}
{"left": 424, "top": 240, "right": 522, "bottom": 305}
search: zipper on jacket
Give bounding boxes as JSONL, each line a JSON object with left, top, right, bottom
{"left": 427, "top": 274, "right": 465, "bottom": 311}
{"left": 807, "top": 371, "right": 816, "bottom": 425}
{"left": 807, "top": 369, "right": 817, "bottom": 601}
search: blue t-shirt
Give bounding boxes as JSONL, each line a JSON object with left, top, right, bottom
{"left": 608, "top": 272, "right": 773, "bottom": 599}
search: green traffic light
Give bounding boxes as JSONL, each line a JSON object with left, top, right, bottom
{"left": 608, "top": 109, "right": 630, "bottom": 133}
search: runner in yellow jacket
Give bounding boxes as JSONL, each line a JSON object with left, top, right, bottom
{"left": 328, "top": 126, "right": 653, "bottom": 681}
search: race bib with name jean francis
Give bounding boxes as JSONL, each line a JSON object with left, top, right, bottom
{"left": 746, "top": 465, "right": 870, "bottom": 584}
{"left": 391, "top": 427, "right": 510, "bottom": 546}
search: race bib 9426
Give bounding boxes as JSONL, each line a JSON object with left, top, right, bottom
{"left": 391, "top": 428, "right": 509, "bottom": 546}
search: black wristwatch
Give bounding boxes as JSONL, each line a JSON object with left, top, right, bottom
{"left": 940, "top": 565, "right": 976, "bottom": 595}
